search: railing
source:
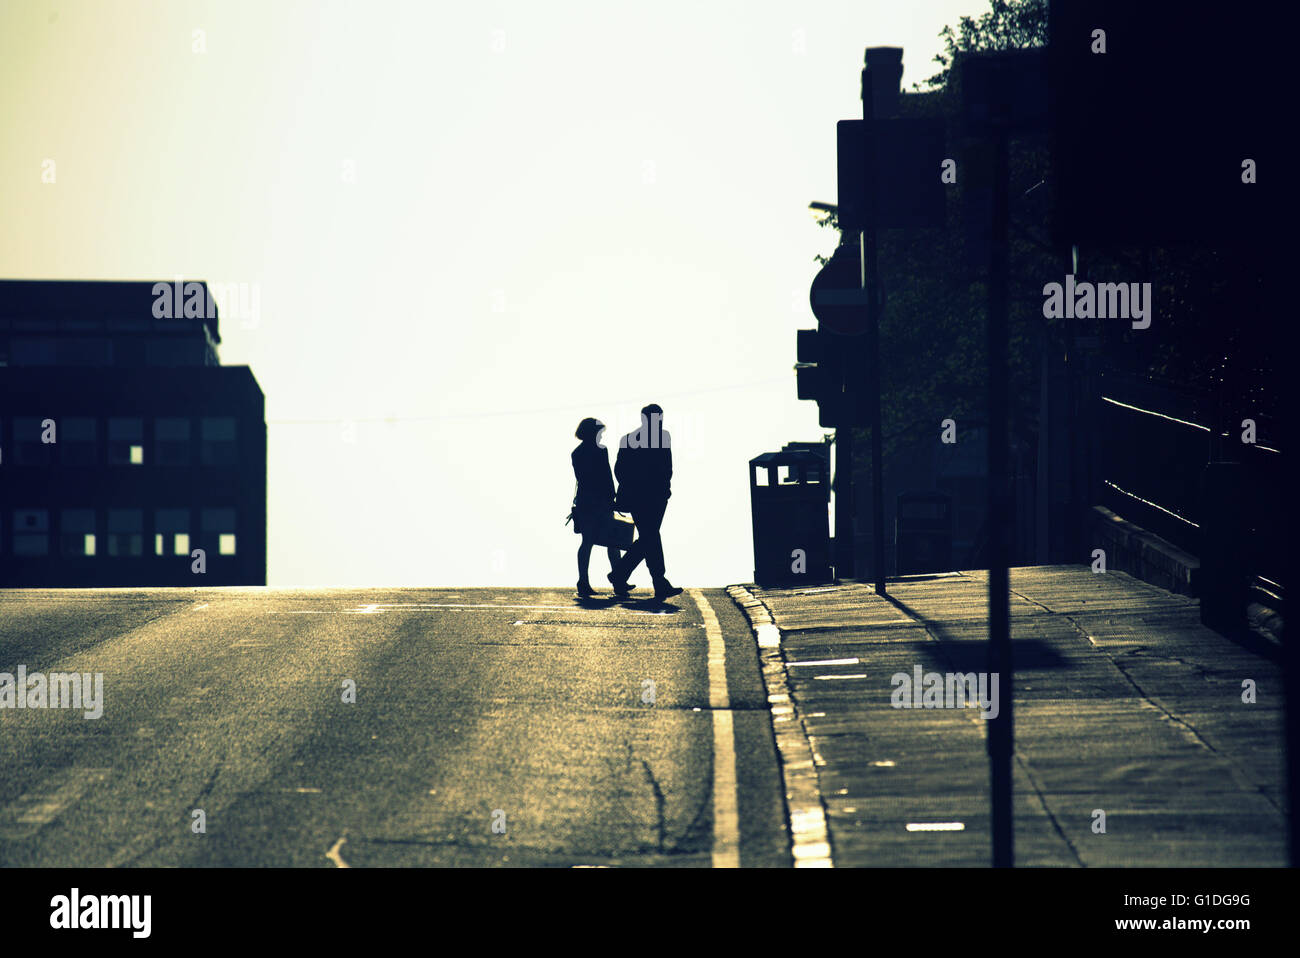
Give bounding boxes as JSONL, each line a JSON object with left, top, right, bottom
{"left": 1095, "top": 367, "right": 1284, "bottom": 612}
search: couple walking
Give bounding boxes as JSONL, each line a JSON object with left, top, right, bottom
{"left": 569, "top": 404, "right": 683, "bottom": 602}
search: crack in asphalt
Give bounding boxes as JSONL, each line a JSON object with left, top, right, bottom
{"left": 638, "top": 758, "right": 667, "bottom": 854}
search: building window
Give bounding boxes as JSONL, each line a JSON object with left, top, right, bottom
{"left": 154, "top": 533, "right": 190, "bottom": 555}
{"left": 154, "top": 418, "right": 192, "bottom": 465}
{"left": 107, "top": 509, "right": 143, "bottom": 557}
{"left": 108, "top": 418, "right": 144, "bottom": 466}
{"left": 13, "top": 417, "right": 54, "bottom": 466}
{"left": 200, "top": 417, "right": 237, "bottom": 465}
{"left": 61, "top": 509, "right": 96, "bottom": 556}
{"left": 146, "top": 337, "right": 202, "bottom": 366}
{"left": 12, "top": 336, "right": 111, "bottom": 365}
{"left": 61, "top": 418, "right": 98, "bottom": 466}
{"left": 154, "top": 508, "right": 190, "bottom": 556}
{"left": 202, "top": 508, "right": 237, "bottom": 556}
{"left": 11, "top": 337, "right": 56, "bottom": 365}
{"left": 12, "top": 509, "right": 50, "bottom": 556}
{"left": 60, "top": 337, "right": 113, "bottom": 365}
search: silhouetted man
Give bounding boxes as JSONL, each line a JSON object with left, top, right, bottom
{"left": 608, "top": 404, "right": 683, "bottom": 601}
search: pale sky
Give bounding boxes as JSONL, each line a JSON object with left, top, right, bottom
{"left": 2, "top": 0, "right": 983, "bottom": 587}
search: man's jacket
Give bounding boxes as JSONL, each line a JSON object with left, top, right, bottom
{"left": 615, "top": 426, "right": 672, "bottom": 511}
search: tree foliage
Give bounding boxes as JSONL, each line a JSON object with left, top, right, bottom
{"left": 919, "top": 0, "right": 1049, "bottom": 90}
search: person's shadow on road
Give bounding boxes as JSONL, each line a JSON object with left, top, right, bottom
{"left": 570, "top": 595, "right": 683, "bottom": 613}
{"left": 621, "top": 597, "right": 682, "bottom": 613}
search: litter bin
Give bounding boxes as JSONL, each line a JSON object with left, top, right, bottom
{"left": 749, "top": 449, "right": 832, "bottom": 586}
{"left": 895, "top": 492, "right": 952, "bottom": 575}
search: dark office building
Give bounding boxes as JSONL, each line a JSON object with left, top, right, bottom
{"left": 0, "top": 279, "right": 266, "bottom": 586}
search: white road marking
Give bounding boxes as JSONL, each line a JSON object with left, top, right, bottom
{"left": 813, "top": 673, "right": 870, "bottom": 680}
{"left": 906, "top": 822, "right": 965, "bottom": 832}
{"left": 788, "top": 657, "right": 860, "bottom": 667}
{"left": 272, "top": 602, "right": 674, "bottom": 615}
{"left": 351, "top": 600, "right": 585, "bottom": 608}
{"left": 325, "top": 835, "right": 350, "bottom": 867}
{"left": 355, "top": 603, "right": 577, "bottom": 611}
{"left": 689, "top": 589, "right": 740, "bottom": 869}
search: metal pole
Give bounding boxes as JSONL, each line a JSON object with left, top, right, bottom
{"left": 862, "top": 50, "right": 890, "bottom": 596}
{"left": 987, "top": 122, "right": 1014, "bottom": 868}
{"left": 835, "top": 429, "right": 854, "bottom": 579}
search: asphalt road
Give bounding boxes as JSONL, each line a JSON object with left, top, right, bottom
{"left": 0, "top": 587, "right": 789, "bottom": 867}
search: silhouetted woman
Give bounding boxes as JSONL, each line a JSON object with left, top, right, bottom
{"left": 570, "top": 417, "right": 622, "bottom": 597}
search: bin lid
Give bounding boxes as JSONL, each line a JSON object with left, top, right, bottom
{"left": 749, "top": 450, "right": 827, "bottom": 468}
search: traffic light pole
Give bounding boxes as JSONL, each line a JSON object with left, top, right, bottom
{"left": 834, "top": 428, "right": 854, "bottom": 579}
{"left": 862, "top": 52, "right": 888, "bottom": 596}
{"left": 987, "top": 115, "right": 1014, "bottom": 869}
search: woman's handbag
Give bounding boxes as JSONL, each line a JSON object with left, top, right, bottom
{"left": 591, "top": 511, "right": 635, "bottom": 550}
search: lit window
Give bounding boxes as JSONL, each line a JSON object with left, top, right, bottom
{"left": 108, "top": 418, "right": 144, "bottom": 465}
{"left": 155, "top": 509, "right": 189, "bottom": 556}
{"left": 61, "top": 509, "right": 96, "bottom": 556}
{"left": 202, "top": 508, "right": 236, "bottom": 556}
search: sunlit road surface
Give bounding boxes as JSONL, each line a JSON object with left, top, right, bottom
{"left": 0, "top": 588, "right": 788, "bottom": 867}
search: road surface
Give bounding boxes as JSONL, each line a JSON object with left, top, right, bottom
{"left": 0, "top": 587, "right": 788, "bottom": 867}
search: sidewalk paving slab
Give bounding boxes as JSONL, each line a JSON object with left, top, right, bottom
{"left": 729, "top": 566, "right": 1285, "bottom": 867}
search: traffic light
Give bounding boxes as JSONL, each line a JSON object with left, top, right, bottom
{"left": 795, "top": 327, "right": 871, "bottom": 428}
{"left": 795, "top": 328, "right": 850, "bottom": 428}
{"left": 795, "top": 328, "right": 825, "bottom": 398}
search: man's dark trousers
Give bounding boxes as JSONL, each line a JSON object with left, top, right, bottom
{"left": 616, "top": 500, "right": 667, "bottom": 581}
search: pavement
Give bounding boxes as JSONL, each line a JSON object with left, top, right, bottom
{"left": 0, "top": 587, "right": 787, "bottom": 867}
{"left": 730, "top": 565, "right": 1287, "bottom": 867}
